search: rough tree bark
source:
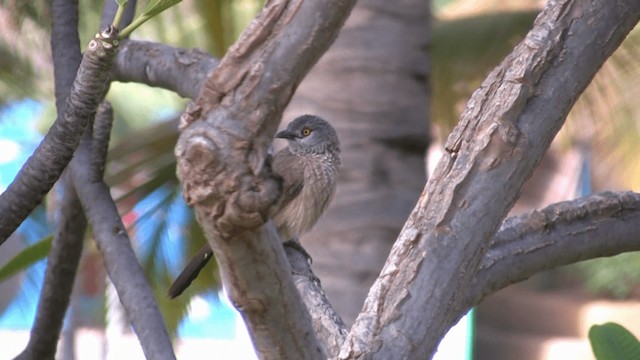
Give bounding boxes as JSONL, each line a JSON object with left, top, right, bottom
{"left": 468, "top": 191, "right": 640, "bottom": 305}
{"left": 0, "top": 26, "right": 111, "bottom": 244}
{"left": 339, "top": 0, "right": 640, "bottom": 358}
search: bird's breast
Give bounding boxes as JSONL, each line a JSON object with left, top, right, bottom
{"left": 275, "top": 153, "right": 339, "bottom": 241}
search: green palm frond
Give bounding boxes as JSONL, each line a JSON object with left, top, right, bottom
{"left": 0, "top": 235, "right": 52, "bottom": 283}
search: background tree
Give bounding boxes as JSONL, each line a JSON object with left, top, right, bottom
{"left": 283, "top": 0, "right": 431, "bottom": 324}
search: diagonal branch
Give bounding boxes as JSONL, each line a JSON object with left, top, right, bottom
{"left": 340, "top": 0, "right": 640, "bottom": 358}
{"left": 468, "top": 191, "right": 640, "bottom": 306}
{"left": 285, "top": 243, "right": 348, "bottom": 357}
{"left": 288, "top": 191, "right": 640, "bottom": 358}
{"left": 0, "top": 26, "right": 119, "bottom": 245}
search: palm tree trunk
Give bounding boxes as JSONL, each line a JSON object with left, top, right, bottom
{"left": 284, "top": 0, "right": 431, "bottom": 325}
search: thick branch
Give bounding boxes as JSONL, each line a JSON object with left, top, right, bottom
{"left": 468, "top": 191, "right": 640, "bottom": 305}
{"left": 112, "top": 40, "right": 218, "bottom": 100}
{"left": 289, "top": 190, "right": 640, "bottom": 357}
{"left": 0, "top": 27, "right": 119, "bottom": 244}
{"left": 340, "top": 0, "right": 640, "bottom": 358}
{"left": 176, "top": 0, "right": 357, "bottom": 359}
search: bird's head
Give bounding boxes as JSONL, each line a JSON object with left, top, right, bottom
{"left": 276, "top": 115, "right": 340, "bottom": 154}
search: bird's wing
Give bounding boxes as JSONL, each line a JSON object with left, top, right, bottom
{"left": 272, "top": 148, "right": 305, "bottom": 208}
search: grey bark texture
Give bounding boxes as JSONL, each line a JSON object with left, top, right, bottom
{"left": 339, "top": 0, "right": 640, "bottom": 358}
{"left": 16, "top": 174, "right": 86, "bottom": 360}
{"left": 469, "top": 191, "right": 640, "bottom": 306}
{"left": 0, "top": 26, "right": 118, "bottom": 245}
{"left": 113, "top": 40, "right": 218, "bottom": 100}
{"left": 285, "top": 243, "right": 348, "bottom": 357}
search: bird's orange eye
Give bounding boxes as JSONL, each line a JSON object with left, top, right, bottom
{"left": 302, "top": 128, "right": 311, "bottom": 136}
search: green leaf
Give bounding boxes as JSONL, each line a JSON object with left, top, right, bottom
{"left": 119, "top": 0, "right": 183, "bottom": 38}
{"left": 112, "top": 0, "right": 129, "bottom": 28}
{"left": 0, "top": 236, "right": 53, "bottom": 283}
{"left": 589, "top": 322, "right": 640, "bottom": 360}
{"left": 142, "top": 0, "right": 182, "bottom": 19}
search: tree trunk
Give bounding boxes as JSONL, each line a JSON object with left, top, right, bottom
{"left": 284, "top": 0, "right": 431, "bottom": 324}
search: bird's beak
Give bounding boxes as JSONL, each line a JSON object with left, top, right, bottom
{"left": 275, "top": 129, "right": 297, "bottom": 140}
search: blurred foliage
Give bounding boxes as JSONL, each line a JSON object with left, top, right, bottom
{"left": 562, "top": 26, "right": 640, "bottom": 192}
{"left": 432, "top": 10, "right": 538, "bottom": 131}
{"left": 433, "top": 4, "right": 640, "bottom": 192}
{"left": 0, "top": 235, "right": 52, "bottom": 283}
{"left": 569, "top": 253, "right": 640, "bottom": 299}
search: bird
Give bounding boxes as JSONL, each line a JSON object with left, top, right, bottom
{"left": 168, "top": 114, "right": 341, "bottom": 298}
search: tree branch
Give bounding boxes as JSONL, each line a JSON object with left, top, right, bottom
{"left": 16, "top": 174, "right": 86, "bottom": 360}
{"left": 0, "top": 26, "right": 119, "bottom": 244}
{"left": 176, "top": 0, "right": 357, "bottom": 358}
{"left": 340, "top": 0, "right": 640, "bottom": 358}
{"left": 17, "top": 2, "right": 89, "bottom": 357}
{"left": 468, "top": 191, "right": 640, "bottom": 306}
{"left": 284, "top": 190, "right": 640, "bottom": 357}
{"left": 91, "top": 102, "right": 114, "bottom": 181}
{"left": 285, "top": 243, "right": 348, "bottom": 357}
{"left": 112, "top": 40, "right": 218, "bottom": 100}
{"left": 69, "top": 133, "right": 176, "bottom": 360}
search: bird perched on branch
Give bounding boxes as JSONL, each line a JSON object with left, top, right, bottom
{"left": 168, "top": 115, "right": 341, "bottom": 298}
